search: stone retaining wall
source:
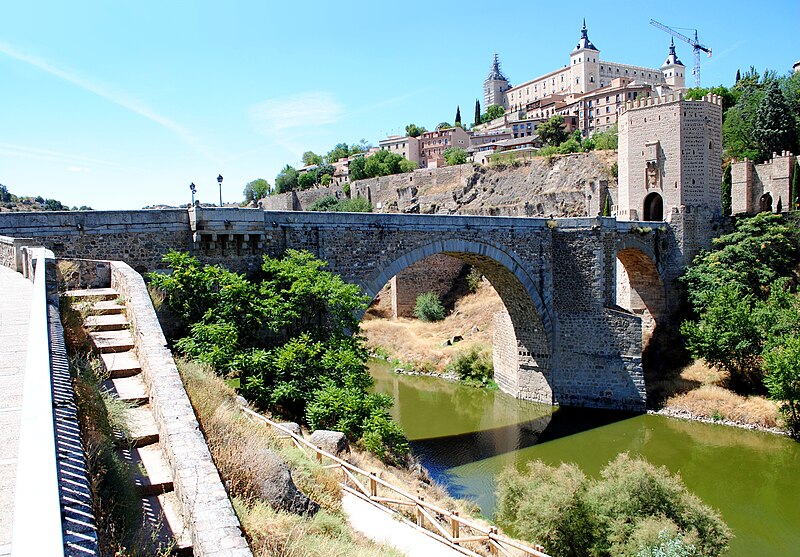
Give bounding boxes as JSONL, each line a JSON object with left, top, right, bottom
{"left": 110, "top": 262, "right": 251, "bottom": 557}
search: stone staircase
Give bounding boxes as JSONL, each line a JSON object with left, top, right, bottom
{"left": 65, "top": 288, "right": 192, "bottom": 556}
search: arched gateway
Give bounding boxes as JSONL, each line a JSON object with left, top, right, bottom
{"left": 363, "top": 240, "right": 554, "bottom": 404}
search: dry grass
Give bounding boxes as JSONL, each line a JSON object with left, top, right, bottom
{"left": 665, "top": 385, "right": 780, "bottom": 429}
{"left": 176, "top": 358, "right": 406, "bottom": 557}
{"left": 361, "top": 279, "right": 504, "bottom": 373}
{"left": 656, "top": 359, "right": 781, "bottom": 429}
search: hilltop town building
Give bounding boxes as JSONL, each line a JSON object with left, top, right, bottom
{"left": 378, "top": 135, "right": 421, "bottom": 165}
{"left": 419, "top": 126, "right": 471, "bottom": 168}
{"left": 483, "top": 20, "right": 686, "bottom": 136}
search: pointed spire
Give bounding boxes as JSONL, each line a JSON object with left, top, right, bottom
{"left": 662, "top": 38, "right": 684, "bottom": 68}
{"left": 486, "top": 53, "right": 508, "bottom": 82}
{"left": 573, "top": 18, "right": 597, "bottom": 52}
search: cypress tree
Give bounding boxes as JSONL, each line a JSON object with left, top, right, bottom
{"left": 735, "top": 69, "right": 741, "bottom": 84}
{"left": 455, "top": 106, "right": 462, "bottom": 126}
{"left": 792, "top": 160, "right": 800, "bottom": 210}
{"left": 474, "top": 99, "right": 481, "bottom": 127}
{"left": 753, "top": 80, "right": 798, "bottom": 161}
{"left": 722, "top": 161, "right": 732, "bottom": 216}
{"left": 602, "top": 194, "right": 611, "bottom": 216}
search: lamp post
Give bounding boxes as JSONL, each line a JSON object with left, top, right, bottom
{"left": 189, "top": 182, "right": 197, "bottom": 206}
{"left": 217, "top": 174, "right": 223, "bottom": 207}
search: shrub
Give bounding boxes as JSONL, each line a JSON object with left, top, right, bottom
{"left": 448, "top": 346, "right": 493, "bottom": 386}
{"left": 413, "top": 292, "right": 445, "bottom": 322}
{"left": 495, "top": 454, "right": 731, "bottom": 557}
{"left": 307, "top": 195, "right": 340, "bottom": 211}
{"left": 466, "top": 266, "right": 483, "bottom": 292}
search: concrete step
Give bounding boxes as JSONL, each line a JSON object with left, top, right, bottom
{"left": 90, "top": 329, "right": 135, "bottom": 353}
{"left": 102, "top": 375, "right": 148, "bottom": 406}
{"left": 89, "top": 300, "right": 125, "bottom": 316}
{"left": 118, "top": 405, "right": 159, "bottom": 448}
{"left": 100, "top": 351, "right": 142, "bottom": 378}
{"left": 64, "top": 287, "right": 118, "bottom": 301}
{"left": 122, "top": 443, "right": 173, "bottom": 497}
{"left": 142, "top": 491, "right": 193, "bottom": 556}
{"left": 85, "top": 313, "right": 129, "bottom": 331}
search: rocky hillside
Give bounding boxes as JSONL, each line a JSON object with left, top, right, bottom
{"left": 261, "top": 150, "right": 618, "bottom": 219}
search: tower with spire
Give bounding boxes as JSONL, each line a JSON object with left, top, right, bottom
{"left": 661, "top": 39, "right": 686, "bottom": 89}
{"left": 569, "top": 19, "right": 600, "bottom": 95}
{"left": 484, "top": 53, "right": 510, "bottom": 110}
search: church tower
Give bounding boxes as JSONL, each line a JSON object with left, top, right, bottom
{"left": 569, "top": 19, "right": 600, "bottom": 95}
{"left": 661, "top": 39, "right": 686, "bottom": 90}
{"left": 484, "top": 53, "right": 510, "bottom": 109}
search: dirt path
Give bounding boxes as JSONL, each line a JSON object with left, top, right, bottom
{"left": 342, "top": 493, "right": 466, "bottom": 557}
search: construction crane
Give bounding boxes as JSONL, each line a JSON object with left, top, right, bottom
{"left": 649, "top": 19, "right": 712, "bottom": 87}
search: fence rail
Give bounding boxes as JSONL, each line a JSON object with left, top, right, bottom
{"left": 241, "top": 407, "right": 550, "bottom": 557}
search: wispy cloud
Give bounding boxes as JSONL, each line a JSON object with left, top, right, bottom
{"left": 0, "top": 142, "right": 114, "bottom": 167}
{"left": 0, "top": 42, "right": 214, "bottom": 160}
{"left": 249, "top": 91, "right": 344, "bottom": 134}
{"left": 68, "top": 166, "right": 91, "bottom": 173}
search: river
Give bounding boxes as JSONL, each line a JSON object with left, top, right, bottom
{"left": 369, "top": 359, "right": 800, "bottom": 557}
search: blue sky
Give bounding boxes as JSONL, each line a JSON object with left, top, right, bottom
{"left": 1, "top": 1, "right": 797, "bottom": 210}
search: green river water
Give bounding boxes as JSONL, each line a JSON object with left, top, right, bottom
{"left": 369, "top": 359, "right": 800, "bottom": 557}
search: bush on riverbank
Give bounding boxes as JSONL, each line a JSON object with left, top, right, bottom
{"left": 447, "top": 346, "right": 494, "bottom": 387}
{"left": 495, "top": 454, "right": 731, "bottom": 557}
{"left": 679, "top": 213, "right": 800, "bottom": 433}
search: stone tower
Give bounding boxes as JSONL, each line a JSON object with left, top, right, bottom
{"left": 569, "top": 19, "right": 600, "bottom": 95}
{"left": 618, "top": 93, "right": 724, "bottom": 262}
{"left": 661, "top": 39, "right": 686, "bottom": 89}
{"left": 484, "top": 53, "right": 510, "bottom": 109}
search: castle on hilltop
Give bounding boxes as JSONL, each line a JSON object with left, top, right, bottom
{"left": 484, "top": 20, "right": 687, "bottom": 136}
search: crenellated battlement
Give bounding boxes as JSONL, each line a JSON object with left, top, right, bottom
{"left": 619, "top": 92, "right": 723, "bottom": 115}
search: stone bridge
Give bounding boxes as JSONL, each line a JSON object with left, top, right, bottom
{"left": 0, "top": 207, "right": 684, "bottom": 411}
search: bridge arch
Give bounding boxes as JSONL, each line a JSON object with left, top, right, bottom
{"left": 362, "top": 239, "right": 555, "bottom": 404}
{"left": 613, "top": 236, "right": 667, "bottom": 343}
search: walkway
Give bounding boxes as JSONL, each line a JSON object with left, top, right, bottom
{"left": 0, "top": 266, "right": 33, "bottom": 556}
{"left": 342, "top": 493, "right": 465, "bottom": 557}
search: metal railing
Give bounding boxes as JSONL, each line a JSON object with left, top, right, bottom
{"left": 241, "top": 407, "right": 550, "bottom": 557}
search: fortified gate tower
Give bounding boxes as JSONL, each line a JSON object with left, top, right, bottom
{"left": 617, "top": 93, "right": 724, "bottom": 263}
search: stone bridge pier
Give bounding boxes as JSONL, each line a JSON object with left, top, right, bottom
{"left": 190, "top": 209, "right": 674, "bottom": 411}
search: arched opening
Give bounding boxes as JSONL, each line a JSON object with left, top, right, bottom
{"left": 643, "top": 192, "right": 663, "bottom": 221}
{"left": 615, "top": 248, "right": 666, "bottom": 347}
{"left": 361, "top": 242, "right": 553, "bottom": 405}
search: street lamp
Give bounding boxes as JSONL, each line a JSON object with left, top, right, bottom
{"left": 217, "top": 174, "right": 223, "bottom": 207}
{"left": 189, "top": 182, "right": 197, "bottom": 206}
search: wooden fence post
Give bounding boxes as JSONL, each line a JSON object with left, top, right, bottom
{"left": 450, "top": 510, "right": 460, "bottom": 542}
{"left": 369, "top": 474, "right": 377, "bottom": 498}
{"left": 416, "top": 494, "right": 425, "bottom": 527}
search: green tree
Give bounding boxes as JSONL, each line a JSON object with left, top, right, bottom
{"left": 242, "top": 178, "right": 271, "bottom": 203}
{"left": 754, "top": 80, "right": 798, "bottom": 161}
{"left": 474, "top": 99, "right": 481, "bottom": 127}
{"left": 405, "top": 124, "right": 427, "bottom": 137}
{"left": 763, "top": 333, "right": 800, "bottom": 433}
{"left": 0, "top": 184, "right": 10, "bottom": 203}
{"left": 481, "top": 104, "right": 505, "bottom": 123}
{"left": 326, "top": 142, "right": 350, "bottom": 163}
{"left": 723, "top": 87, "right": 763, "bottom": 160}
{"left": 348, "top": 150, "right": 416, "bottom": 181}
{"left": 302, "top": 151, "right": 323, "bottom": 166}
{"left": 791, "top": 160, "right": 800, "bottom": 210}
{"left": 443, "top": 147, "right": 467, "bottom": 166}
{"left": 274, "top": 164, "right": 299, "bottom": 193}
{"left": 436, "top": 122, "right": 452, "bottom": 131}
{"left": 592, "top": 125, "right": 619, "bottom": 150}
{"left": 297, "top": 172, "right": 316, "bottom": 190}
{"left": 721, "top": 162, "right": 732, "bottom": 216}
{"left": 537, "top": 115, "right": 569, "bottom": 146}
{"left": 454, "top": 106, "right": 461, "bottom": 126}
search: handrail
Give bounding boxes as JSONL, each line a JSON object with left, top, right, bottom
{"left": 11, "top": 248, "right": 65, "bottom": 556}
{"left": 240, "top": 406, "right": 550, "bottom": 557}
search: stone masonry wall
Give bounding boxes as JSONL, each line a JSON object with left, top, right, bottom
{"left": 731, "top": 152, "right": 796, "bottom": 214}
{"left": 492, "top": 309, "right": 518, "bottom": 394}
{"left": 0, "top": 210, "right": 191, "bottom": 272}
